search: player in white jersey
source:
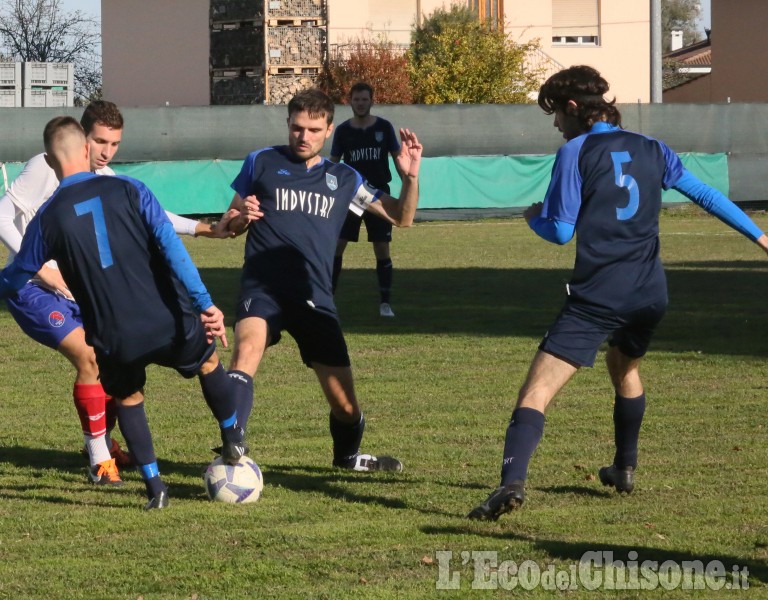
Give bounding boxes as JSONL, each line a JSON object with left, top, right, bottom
{"left": 0, "top": 101, "right": 235, "bottom": 486}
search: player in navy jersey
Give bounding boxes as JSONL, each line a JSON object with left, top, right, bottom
{"left": 0, "top": 117, "right": 247, "bottom": 510}
{"left": 223, "top": 88, "right": 422, "bottom": 476}
{"left": 330, "top": 82, "right": 402, "bottom": 317}
{"left": 468, "top": 65, "right": 768, "bottom": 520}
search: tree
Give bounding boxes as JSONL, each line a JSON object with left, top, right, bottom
{"left": 319, "top": 38, "right": 414, "bottom": 104}
{"left": 407, "top": 5, "right": 541, "bottom": 104}
{"left": 0, "top": 0, "right": 101, "bottom": 104}
{"left": 662, "top": 0, "right": 702, "bottom": 52}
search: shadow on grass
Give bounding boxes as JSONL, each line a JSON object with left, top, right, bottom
{"left": 197, "top": 263, "right": 768, "bottom": 358}
{"left": 420, "top": 525, "right": 768, "bottom": 584}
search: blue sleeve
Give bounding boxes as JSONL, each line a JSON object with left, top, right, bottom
{"left": 330, "top": 125, "right": 343, "bottom": 157}
{"left": 129, "top": 177, "right": 214, "bottom": 312}
{"left": 528, "top": 215, "right": 575, "bottom": 245}
{"left": 0, "top": 216, "right": 48, "bottom": 297}
{"left": 231, "top": 151, "right": 260, "bottom": 199}
{"left": 541, "top": 140, "right": 586, "bottom": 225}
{"left": 672, "top": 169, "right": 764, "bottom": 241}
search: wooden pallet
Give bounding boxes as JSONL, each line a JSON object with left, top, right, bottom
{"left": 267, "top": 17, "right": 326, "bottom": 27}
{"left": 267, "top": 64, "right": 322, "bottom": 75}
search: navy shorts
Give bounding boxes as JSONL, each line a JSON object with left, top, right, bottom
{"left": 5, "top": 282, "right": 83, "bottom": 349}
{"left": 236, "top": 291, "right": 350, "bottom": 368}
{"left": 339, "top": 183, "right": 392, "bottom": 243}
{"left": 539, "top": 299, "right": 668, "bottom": 368}
{"left": 96, "top": 315, "right": 215, "bottom": 399}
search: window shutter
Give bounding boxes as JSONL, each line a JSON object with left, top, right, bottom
{"left": 552, "top": 0, "right": 599, "bottom": 37}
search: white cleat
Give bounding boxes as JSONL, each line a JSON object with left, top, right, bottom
{"left": 379, "top": 303, "right": 395, "bottom": 318}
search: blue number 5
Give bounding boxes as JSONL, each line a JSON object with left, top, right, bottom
{"left": 611, "top": 151, "right": 640, "bottom": 221}
{"left": 74, "top": 197, "right": 114, "bottom": 268}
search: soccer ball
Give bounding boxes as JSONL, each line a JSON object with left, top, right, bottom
{"left": 204, "top": 455, "right": 263, "bottom": 504}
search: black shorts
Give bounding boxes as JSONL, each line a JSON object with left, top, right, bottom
{"left": 96, "top": 316, "right": 214, "bottom": 399}
{"left": 538, "top": 299, "right": 667, "bottom": 368}
{"left": 236, "top": 291, "right": 350, "bottom": 368}
{"left": 339, "top": 183, "right": 392, "bottom": 243}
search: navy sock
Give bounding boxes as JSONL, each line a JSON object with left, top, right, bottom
{"left": 330, "top": 412, "right": 364, "bottom": 465}
{"left": 613, "top": 393, "right": 646, "bottom": 469}
{"left": 332, "top": 255, "right": 343, "bottom": 293}
{"left": 227, "top": 369, "right": 254, "bottom": 434}
{"left": 117, "top": 402, "right": 165, "bottom": 497}
{"left": 376, "top": 258, "right": 393, "bottom": 304}
{"left": 198, "top": 363, "right": 243, "bottom": 444}
{"left": 500, "top": 407, "right": 545, "bottom": 485}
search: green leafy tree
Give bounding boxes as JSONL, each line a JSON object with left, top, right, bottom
{"left": 319, "top": 38, "right": 414, "bottom": 104}
{"left": 407, "top": 5, "right": 540, "bottom": 104}
{"left": 0, "top": 0, "right": 101, "bottom": 104}
{"left": 662, "top": 0, "right": 702, "bottom": 52}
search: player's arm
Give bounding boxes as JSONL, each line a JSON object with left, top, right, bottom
{"left": 0, "top": 215, "right": 49, "bottom": 298}
{"left": 524, "top": 202, "right": 575, "bottom": 245}
{"left": 366, "top": 129, "right": 422, "bottom": 227}
{"left": 672, "top": 168, "right": 768, "bottom": 253}
{"left": 223, "top": 193, "right": 263, "bottom": 236}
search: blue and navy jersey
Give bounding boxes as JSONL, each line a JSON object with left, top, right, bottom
{"left": 6, "top": 172, "right": 211, "bottom": 362}
{"left": 231, "top": 145, "right": 382, "bottom": 311}
{"left": 542, "top": 122, "right": 685, "bottom": 311}
{"left": 330, "top": 117, "right": 400, "bottom": 188}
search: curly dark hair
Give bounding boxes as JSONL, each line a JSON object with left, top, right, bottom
{"left": 80, "top": 100, "right": 124, "bottom": 134}
{"left": 537, "top": 65, "right": 622, "bottom": 129}
{"left": 288, "top": 88, "right": 335, "bottom": 124}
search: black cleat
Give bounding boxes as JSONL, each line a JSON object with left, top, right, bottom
{"left": 333, "top": 453, "right": 403, "bottom": 472}
{"left": 599, "top": 464, "right": 635, "bottom": 493}
{"left": 220, "top": 441, "right": 249, "bottom": 466}
{"left": 143, "top": 490, "right": 169, "bottom": 510}
{"left": 467, "top": 481, "right": 526, "bottom": 521}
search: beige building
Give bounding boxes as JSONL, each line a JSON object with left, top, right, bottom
{"left": 102, "top": 0, "right": 650, "bottom": 106}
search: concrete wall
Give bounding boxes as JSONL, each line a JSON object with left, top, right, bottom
{"left": 102, "top": 0, "right": 210, "bottom": 107}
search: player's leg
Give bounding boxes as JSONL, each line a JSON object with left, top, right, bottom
{"left": 333, "top": 212, "right": 362, "bottom": 293}
{"left": 228, "top": 315, "right": 271, "bottom": 434}
{"left": 364, "top": 212, "right": 395, "bottom": 316}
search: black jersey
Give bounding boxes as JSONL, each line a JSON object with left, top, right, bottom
{"left": 330, "top": 117, "right": 400, "bottom": 188}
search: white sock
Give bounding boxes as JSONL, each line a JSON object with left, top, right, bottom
{"left": 84, "top": 435, "right": 112, "bottom": 467}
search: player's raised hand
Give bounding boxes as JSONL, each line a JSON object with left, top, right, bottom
{"left": 226, "top": 195, "right": 264, "bottom": 236}
{"left": 395, "top": 129, "right": 423, "bottom": 179}
{"left": 201, "top": 305, "right": 228, "bottom": 348}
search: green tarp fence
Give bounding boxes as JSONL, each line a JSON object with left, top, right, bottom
{"left": 1, "top": 153, "right": 728, "bottom": 215}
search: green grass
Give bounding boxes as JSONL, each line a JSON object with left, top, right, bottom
{"left": 1, "top": 207, "right": 767, "bottom": 598}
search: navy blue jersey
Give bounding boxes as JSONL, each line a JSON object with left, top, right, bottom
{"left": 3, "top": 172, "right": 212, "bottom": 362}
{"left": 231, "top": 146, "right": 382, "bottom": 311}
{"left": 330, "top": 117, "right": 400, "bottom": 187}
{"left": 542, "top": 122, "right": 685, "bottom": 311}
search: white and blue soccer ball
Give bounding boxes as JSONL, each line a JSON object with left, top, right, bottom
{"left": 204, "top": 456, "right": 263, "bottom": 504}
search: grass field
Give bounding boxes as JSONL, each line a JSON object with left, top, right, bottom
{"left": 0, "top": 207, "right": 767, "bottom": 599}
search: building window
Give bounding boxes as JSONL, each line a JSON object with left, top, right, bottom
{"left": 469, "top": 0, "right": 505, "bottom": 31}
{"left": 552, "top": 0, "right": 600, "bottom": 46}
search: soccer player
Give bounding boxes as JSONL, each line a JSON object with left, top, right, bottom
{"left": 0, "top": 117, "right": 247, "bottom": 510}
{"left": 0, "top": 101, "right": 235, "bottom": 486}
{"left": 330, "top": 82, "right": 402, "bottom": 317}
{"left": 468, "top": 65, "right": 768, "bottom": 520}
{"left": 222, "top": 88, "right": 421, "bottom": 474}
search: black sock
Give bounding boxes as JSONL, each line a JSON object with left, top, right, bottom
{"left": 117, "top": 402, "right": 165, "bottom": 497}
{"left": 330, "top": 412, "right": 364, "bottom": 465}
{"left": 227, "top": 369, "right": 254, "bottom": 434}
{"left": 613, "top": 393, "right": 646, "bottom": 469}
{"left": 332, "top": 255, "right": 343, "bottom": 293}
{"left": 198, "top": 363, "right": 243, "bottom": 445}
{"left": 500, "top": 407, "right": 545, "bottom": 485}
{"left": 376, "top": 258, "right": 393, "bottom": 304}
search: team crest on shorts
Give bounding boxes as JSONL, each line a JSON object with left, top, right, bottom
{"left": 375, "top": 131, "right": 384, "bottom": 142}
{"left": 49, "top": 311, "right": 66, "bottom": 327}
{"left": 326, "top": 173, "right": 338, "bottom": 191}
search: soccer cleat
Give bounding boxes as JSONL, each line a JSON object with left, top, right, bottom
{"left": 220, "top": 441, "right": 249, "bottom": 466}
{"left": 333, "top": 453, "right": 403, "bottom": 472}
{"left": 598, "top": 464, "right": 635, "bottom": 493}
{"left": 143, "top": 490, "right": 169, "bottom": 510}
{"left": 379, "top": 303, "right": 395, "bottom": 318}
{"left": 89, "top": 458, "right": 124, "bottom": 487}
{"left": 109, "top": 438, "right": 135, "bottom": 468}
{"left": 467, "top": 481, "right": 526, "bottom": 521}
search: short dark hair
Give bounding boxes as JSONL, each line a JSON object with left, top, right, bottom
{"left": 349, "top": 81, "right": 373, "bottom": 99}
{"left": 538, "top": 65, "right": 622, "bottom": 129}
{"left": 288, "top": 88, "right": 335, "bottom": 124}
{"left": 43, "top": 116, "right": 85, "bottom": 153}
{"left": 80, "top": 100, "right": 124, "bottom": 134}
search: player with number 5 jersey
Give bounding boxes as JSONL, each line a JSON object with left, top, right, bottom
{"left": 468, "top": 65, "right": 768, "bottom": 521}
